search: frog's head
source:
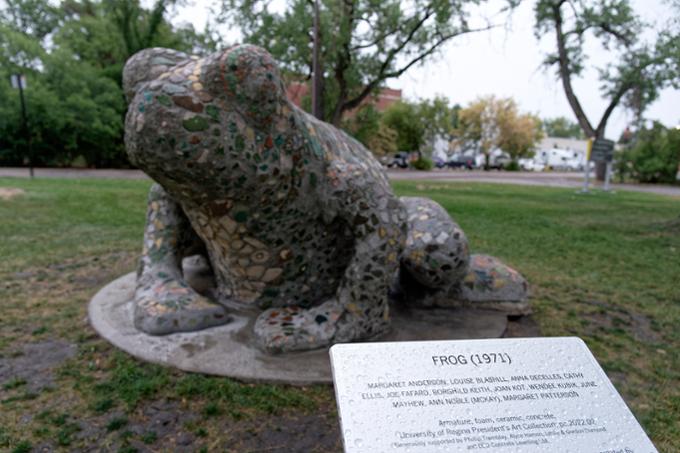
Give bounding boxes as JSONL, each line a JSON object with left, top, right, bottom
{"left": 202, "top": 44, "right": 287, "bottom": 127}
{"left": 124, "top": 44, "right": 288, "bottom": 127}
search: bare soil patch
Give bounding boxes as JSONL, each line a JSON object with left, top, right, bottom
{"left": 0, "top": 187, "right": 25, "bottom": 200}
{"left": 580, "top": 300, "right": 662, "bottom": 344}
{"left": 0, "top": 340, "right": 76, "bottom": 393}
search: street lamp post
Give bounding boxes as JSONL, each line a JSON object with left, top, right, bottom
{"left": 11, "top": 74, "right": 33, "bottom": 178}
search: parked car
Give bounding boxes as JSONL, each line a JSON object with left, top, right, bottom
{"left": 385, "top": 152, "right": 409, "bottom": 169}
{"left": 445, "top": 153, "right": 476, "bottom": 169}
{"left": 518, "top": 158, "right": 546, "bottom": 172}
{"left": 487, "top": 151, "right": 512, "bottom": 170}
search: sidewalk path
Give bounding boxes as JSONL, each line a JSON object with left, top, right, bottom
{"left": 388, "top": 169, "right": 680, "bottom": 197}
{"left": 0, "top": 167, "right": 149, "bottom": 180}
{"left": 1, "top": 167, "right": 679, "bottom": 197}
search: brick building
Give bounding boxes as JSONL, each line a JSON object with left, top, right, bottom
{"left": 285, "top": 81, "right": 402, "bottom": 117}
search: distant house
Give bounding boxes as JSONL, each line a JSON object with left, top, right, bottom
{"left": 285, "top": 81, "right": 402, "bottom": 116}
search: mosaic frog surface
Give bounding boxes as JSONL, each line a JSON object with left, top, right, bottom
{"left": 123, "top": 44, "right": 527, "bottom": 353}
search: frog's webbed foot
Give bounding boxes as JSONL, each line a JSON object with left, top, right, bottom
{"left": 134, "top": 184, "right": 230, "bottom": 335}
{"left": 398, "top": 197, "right": 470, "bottom": 297}
{"left": 135, "top": 268, "right": 230, "bottom": 335}
{"left": 254, "top": 299, "right": 388, "bottom": 353}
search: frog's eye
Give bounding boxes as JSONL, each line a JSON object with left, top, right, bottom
{"left": 204, "top": 44, "right": 286, "bottom": 123}
{"left": 225, "top": 45, "right": 282, "bottom": 98}
{"left": 123, "top": 48, "right": 189, "bottom": 102}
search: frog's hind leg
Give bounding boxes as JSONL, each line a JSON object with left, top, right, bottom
{"left": 397, "top": 196, "right": 470, "bottom": 300}
{"left": 134, "top": 184, "right": 230, "bottom": 335}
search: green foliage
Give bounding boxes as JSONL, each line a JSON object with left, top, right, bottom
{"left": 175, "top": 373, "right": 316, "bottom": 415}
{"left": 202, "top": 401, "right": 222, "bottom": 417}
{"left": 0, "top": 55, "right": 125, "bottom": 167}
{"left": 542, "top": 116, "right": 584, "bottom": 139}
{"left": 456, "top": 95, "right": 543, "bottom": 163}
{"left": 0, "top": 0, "right": 218, "bottom": 168}
{"left": 534, "top": 0, "right": 679, "bottom": 137}
{"left": 616, "top": 122, "right": 680, "bottom": 183}
{"left": 411, "top": 157, "right": 434, "bottom": 171}
{"left": 141, "top": 431, "right": 157, "bottom": 444}
{"left": 11, "top": 441, "right": 32, "bottom": 453}
{"left": 93, "top": 353, "right": 170, "bottom": 409}
{"left": 223, "top": 0, "right": 512, "bottom": 124}
{"left": 2, "top": 378, "right": 27, "bottom": 390}
{"left": 91, "top": 397, "right": 114, "bottom": 414}
{"left": 504, "top": 160, "right": 520, "bottom": 171}
{"left": 341, "top": 105, "right": 381, "bottom": 147}
{"left": 343, "top": 97, "right": 459, "bottom": 158}
{"left": 106, "top": 416, "right": 128, "bottom": 432}
{"left": 418, "top": 96, "right": 460, "bottom": 144}
{"left": 366, "top": 122, "right": 398, "bottom": 157}
{"left": 382, "top": 101, "right": 425, "bottom": 152}
{"left": 0, "top": 427, "right": 10, "bottom": 448}
{"left": 2, "top": 177, "right": 680, "bottom": 449}
{"left": 56, "top": 420, "right": 80, "bottom": 446}
{"left": 345, "top": 97, "right": 461, "bottom": 158}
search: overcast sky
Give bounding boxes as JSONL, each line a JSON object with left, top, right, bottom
{"left": 174, "top": 0, "right": 680, "bottom": 138}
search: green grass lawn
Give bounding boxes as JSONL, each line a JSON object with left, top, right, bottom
{"left": 1, "top": 177, "right": 679, "bottom": 452}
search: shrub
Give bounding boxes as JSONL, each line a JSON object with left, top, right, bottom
{"left": 412, "top": 157, "right": 433, "bottom": 171}
{"left": 617, "top": 123, "right": 680, "bottom": 183}
{"left": 505, "top": 160, "right": 520, "bottom": 171}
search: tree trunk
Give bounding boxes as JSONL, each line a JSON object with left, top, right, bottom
{"left": 552, "top": 4, "right": 595, "bottom": 138}
{"left": 329, "top": 0, "right": 356, "bottom": 126}
{"left": 311, "top": 0, "right": 324, "bottom": 120}
{"left": 552, "top": 4, "right": 614, "bottom": 180}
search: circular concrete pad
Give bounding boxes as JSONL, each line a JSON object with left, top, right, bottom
{"left": 89, "top": 273, "right": 508, "bottom": 384}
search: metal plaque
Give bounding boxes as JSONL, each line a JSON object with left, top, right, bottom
{"left": 590, "top": 138, "right": 614, "bottom": 163}
{"left": 330, "top": 337, "right": 656, "bottom": 453}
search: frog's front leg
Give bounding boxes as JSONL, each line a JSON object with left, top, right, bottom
{"left": 254, "top": 175, "right": 405, "bottom": 353}
{"left": 398, "top": 196, "right": 470, "bottom": 296}
{"left": 134, "top": 184, "right": 230, "bottom": 335}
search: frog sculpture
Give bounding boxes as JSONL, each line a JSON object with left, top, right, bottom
{"left": 123, "top": 44, "right": 528, "bottom": 353}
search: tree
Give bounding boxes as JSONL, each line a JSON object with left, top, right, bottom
{"left": 542, "top": 116, "right": 583, "bottom": 139}
{"left": 616, "top": 122, "right": 680, "bottom": 184}
{"left": 534, "top": 0, "right": 680, "bottom": 178}
{"left": 1, "top": 0, "right": 60, "bottom": 41}
{"left": 56, "top": 0, "right": 220, "bottom": 86}
{"left": 0, "top": 0, "right": 218, "bottom": 167}
{"left": 382, "top": 101, "right": 425, "bottom": 155}
{"left": 497, "top": 109, "right": 543, "bottom": 162}
{"left": 417, "top": 95, "right": 460, "bottom": 152}
{"left": 456, "top": 95, "right": 543, "bottom": 167}
{"left": 222, "top": 0, "right": 513, "bottom": 126}
{"left": 341, "top": 104, "right": 381, "bottom": 147}
{"left": 366, "top": 122, "right": 398, "bottom": 158}
{"left": 343, "top": 97, "right": 459, "bottom": 158}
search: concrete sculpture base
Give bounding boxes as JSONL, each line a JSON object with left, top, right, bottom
{"left": 90, "top": 273, "right": 510, "bottom": 385}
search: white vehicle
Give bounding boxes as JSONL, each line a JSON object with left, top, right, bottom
{"left": 487, "top": 149, "right": 511, "bottom": 169}
{"left": 518, "top": 158, "right": 545, "bottom": 172}
{"left": 536, "top": 147, "right": 585, "bottom": 171}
